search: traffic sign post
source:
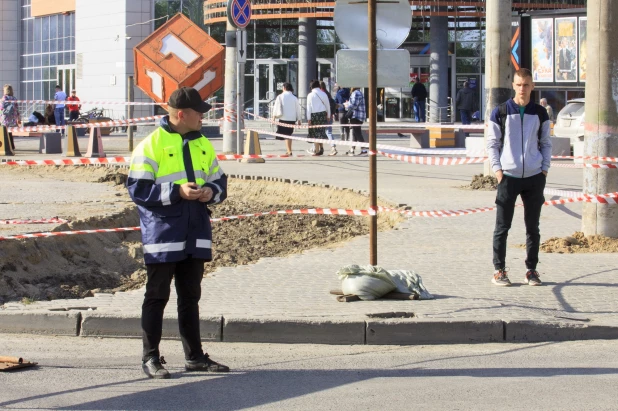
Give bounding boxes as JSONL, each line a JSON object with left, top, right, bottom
{"left": 228, "top": 0, "right": 251, "bottom": 29}
{"left": 227, "top": 0, "right": 251, "bottom": 154}
{"left": 334, "top": 0, "right": 411, "bottom": 265}
{"left": 237, "top": 29, "right": 247, "bottom": 63}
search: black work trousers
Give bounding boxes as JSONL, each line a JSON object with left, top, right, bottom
{"left": 142, "top": 257, "right": 205, "bottom": 362}
{"left": 493, "top": 173, "right": 546, "bottom": 270}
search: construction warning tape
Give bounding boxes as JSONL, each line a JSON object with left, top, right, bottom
{"left": 543, "top": 188, "right": 584, "bottom": 198}
{"left": 11, "top": 100, "right": 233, "bottom": 107}
{"left": 1, "top": 157, "right": 131, "bottom": 166}
{"left": 3, "top": 192, "right": 617, "bottom": 241}
{"left": 551, "top": 163, "right": 618, "bottom": 169}
{"left": 0, "top": 217, "right": 68, "bottom": 225}
{"left": 378, "top": 191, "right": 618, "bottom": 218}
{"left": 244, "top": 111, "right": 486, "bottom": 131}
{"left": 0, "top": 188, "right": 586, "bottom": 227}
{"left": 7, "top": 109, "right": 225, "bottom": 133}
{"left": 379, "top": 151, "right": 486, "bottom": 165}
{"left": 0, "top": 207, "right": 375, "bottom": 241}
{"left": 7, "top": 115, "right": 166, "bottom": 133}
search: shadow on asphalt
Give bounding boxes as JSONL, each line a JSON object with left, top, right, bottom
{"left": 27, "top": 366, "right": 616, "bottom": 410}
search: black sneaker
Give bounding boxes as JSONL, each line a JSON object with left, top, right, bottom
{"left": 185, "top": 354, "right": 230, "bottom": 373}
{"left": 142, "top": 356, "right": 170, "bottom": 379}
{"left": 525, "top": 270, "right": 542, "bottom": 286}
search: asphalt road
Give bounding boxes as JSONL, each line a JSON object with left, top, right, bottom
{"left": 0, "top": 334, "right": 616, "bottom": 410}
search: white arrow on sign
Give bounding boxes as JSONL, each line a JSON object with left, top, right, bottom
{"left": 193, "top": 70, "right": 217, "bottom": 91}
{"left": 160, "top": 34, "right": 199, "bottom": 65}
{"left": 237, "top": 30, "right": 247, "bottom": 63}
{"left": 146, "top": 70, "right": 163, "bottom": 99}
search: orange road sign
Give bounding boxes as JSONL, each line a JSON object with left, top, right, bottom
{"left": 134, "top": 13, "right": 225, "bottom": 105}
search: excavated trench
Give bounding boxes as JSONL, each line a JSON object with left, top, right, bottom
{"left": 0, "top": 167, "right": 403, "bottom": 305}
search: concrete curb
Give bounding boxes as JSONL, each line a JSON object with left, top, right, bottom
{"left": 505, "top": 320, "right": 618, "bottom": 342}
{"left": 222, "top": 317, "right": 366, "bottom": 344}
{"left": 366, "top": 319, "right": 504, "bottom": 345}
{"left": 80, "top": 313, "right": 222, "bottom": 341}
{"left": 4, "top": 312, "right": 618, "bottom": 345}
{"left": 0, "top": 310, "right": 81, "bottom": 336}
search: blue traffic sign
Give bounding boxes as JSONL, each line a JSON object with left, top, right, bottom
{"left": 227, "top": 0, "right": 251, "bottom": 29}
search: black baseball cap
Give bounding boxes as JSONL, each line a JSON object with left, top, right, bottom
{"left": 168, "top": 87, "right": 212, "bottom": 113}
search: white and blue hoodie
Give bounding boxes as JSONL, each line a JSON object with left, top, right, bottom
{"left": 487, "top": 99, "right": 552, "bottom": 178}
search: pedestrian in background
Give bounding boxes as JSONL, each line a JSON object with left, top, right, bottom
{"left": 344, "top": 87, "right": 367, "bottom": 156}
{"left": 1, "top": 84, "right": 21, "bottom": 149}
{"left": 455, "top": 81, "right": 476, "bottom": 125}
{"left": 1, "top": 84, "right": 21, "bottom": 128}
{"left": 320, "top": 81, "right": 338, "bottom": 156}
{"left": 44, "top": 104, "right": 56, "bottom": 126}
{"left": 306, "top": 79, "right": 330, "bottom": 156}
{"left": 127, "top": 86, "right": 230, "bottom": 379}
{"left": 335, "top": 85, "right": 350, "bottom": 142}
{"left": 411, "top": 77, "right": 427, "bottom": 122}
{"left": 487, "top": 68, "right": 552, "bottom": 287}
{"left": 67, "top": 89, "right": 81, "bottom": 122}
{"left": 540, "top": 98, "right": 554, "bottom": 123}
{"left": 272, "top": 82, "right": 301, "bottom": 156}
{"left": 54, "top": 85, "right": 67, "bottom": 131}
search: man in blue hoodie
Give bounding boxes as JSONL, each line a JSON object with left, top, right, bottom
{"left": 487, "top": 68, "right": 552, "bottom": 287}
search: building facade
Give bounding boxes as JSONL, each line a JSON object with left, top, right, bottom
{"left": 0, "top": 0, "right": 587, "bottom": 123}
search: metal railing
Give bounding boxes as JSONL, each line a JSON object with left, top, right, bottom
{"left": 426, "top": 97, "right": 453, "bottom": 124}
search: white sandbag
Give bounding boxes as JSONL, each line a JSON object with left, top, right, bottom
{"left": 341, "top": 274, "right": 396, "bottom": 300}
{"left": 337, "top": 264, "right": 434, "bottom": 300}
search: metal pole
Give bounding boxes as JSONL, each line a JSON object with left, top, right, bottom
{"left": 368, "top": 0, "right": 377, "bottom": 265}
{"left": 236, "top": 29, "right": 243, "bottom": 155}
{"left": 127, "top": 75, "right": 134, "bottom": 152}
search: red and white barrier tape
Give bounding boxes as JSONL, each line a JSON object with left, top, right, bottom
{"left": 380, "top": 191, "right": 618, "bottom": 218}
{"left": 1, "top": 157, "right": 131, "bottom": 166}
{"left": 0, "top": 207, "right": 374, "bottom": 241}
{"left": 11, "top": 100, "right": 233, "bottom": 107}
{"left": 543, "top": 188, "right": 584, "bottom": 198}
{"left": 7, "top": 115, "right": 166, "bottom": 133}
{"left": 0, "top": 217, "right": 68, "bottom": 225}
{"left": 3, "top": 192, "right": 617, "bottom": 241}
{"left": 379, "top": 151, "right": 486, "bottom": 165}
{"left": 0, "top": 227, "right": 141, "bottom": 241}
{"left": 551, "top": 163, "right": 618, "bottom": 169}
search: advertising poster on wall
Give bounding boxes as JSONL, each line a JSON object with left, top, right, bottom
{"left": 579, "top": 17, "right": 587, "bottom": 82}
{"left": 531, "top": 18, "right": 553, "bottom": 83}
{"left": 555, "top": 17, "right": 577, "bottom": 82}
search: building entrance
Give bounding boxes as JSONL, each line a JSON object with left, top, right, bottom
{"left": 254, "top": 60, "right": 289, "bottom": 119}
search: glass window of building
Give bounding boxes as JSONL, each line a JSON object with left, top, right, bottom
{"left": 20, "top": 0, "right": 75, "bottom": 103}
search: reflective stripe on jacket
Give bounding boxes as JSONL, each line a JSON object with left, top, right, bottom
{"left": 127, "top": 116, "right": 227, "bottom": 264}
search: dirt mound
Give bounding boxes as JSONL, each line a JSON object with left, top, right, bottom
{"left": 461, "top": 174, "right": 497, "bottom": 191}
{"left": 537, "top": 232, "right": 618, "bottom": 254}
{"left": 0, "top": 171, "right": 402, "bottom": 305}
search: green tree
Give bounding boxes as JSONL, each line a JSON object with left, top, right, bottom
{"left": 155, "top": 0, "right": 204, "bottom": 30}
